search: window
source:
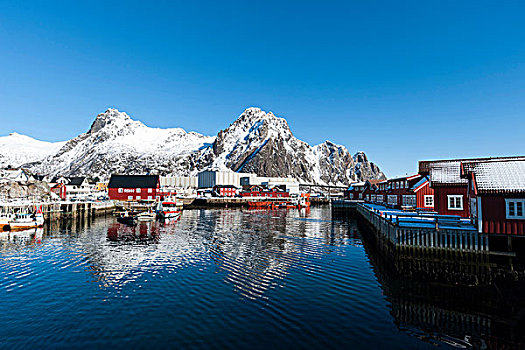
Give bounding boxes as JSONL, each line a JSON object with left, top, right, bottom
{"left": 148, "top": 188, "right": 153, "bottom": 193}
{"left": 148, "top": 196, "right": 152, "bottom": 200}
{"left": 447, "top": 195, "right": 463, "bottom": 210}
{"left": 128, "top": 196, "right": 133, "bottom": 200}
{"left": 402, "top": 195, "right": 416, "bottom": 207}
{"left": 506, "top": 199, "right": 525, "bottom": 219}
{"left": 424, "top": 195, "right": 434, "bottom": 207}
{"left": 118, "top": 188, "right": 123, "bottom": 193}
{"left": 136, "top": 195, "right": 141, "bottom": 200}
{"left": 136, "top": 188, "right": 141, "bottom": 193}
{"left": 387, "top": 195, "right": 398, "bottom": 205}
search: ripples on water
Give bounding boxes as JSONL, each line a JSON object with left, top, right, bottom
{"left": 0, "top": 207, "right": 521, "bottom": 349}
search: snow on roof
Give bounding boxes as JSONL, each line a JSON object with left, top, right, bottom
{"left": 421, "top": 156, "right": 525, "bottom": 186}
{"left": 429, "top": 161, "right": 468, "bottom": 186}
{"left": 465, "top": 160, "right": 525, "bottom": 194}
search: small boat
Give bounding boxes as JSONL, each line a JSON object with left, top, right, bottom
{"left": 136, "top": 211, "right": 156, "bottom": 221}
{"left": 9, "top": 207, "right": 44, "bottom": 231}
{"left": 117, "top": 211, "right": 137, "bottom": 226}
{"left": 156, "top": 197, "right": 182, "bottom": 220}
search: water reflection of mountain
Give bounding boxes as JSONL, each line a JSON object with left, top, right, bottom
{"left": 357, "top": 218, "right": 525, "bottom": 349}
{"left": 205, "top": 207, "right": 356, "bottom": 300}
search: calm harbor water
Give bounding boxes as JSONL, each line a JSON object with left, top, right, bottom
{"left": 0, "top": 207, "right": 523, "bottom": 349}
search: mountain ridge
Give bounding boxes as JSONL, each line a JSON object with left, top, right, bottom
{"left": 1, "top": 107, "right": 385, "bottom": 184}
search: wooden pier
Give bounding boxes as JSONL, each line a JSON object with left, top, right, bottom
{"left": 356, "top": 203, "right": 488, "bottom": 253}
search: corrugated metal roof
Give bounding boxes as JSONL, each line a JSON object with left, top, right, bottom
{"left": 466, "top": 160, "right": 525, "bottom": 194}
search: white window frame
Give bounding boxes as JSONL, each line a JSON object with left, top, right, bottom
{"left": 148, "top": 188, "right": 153, "bottom": 193}
{"left": 447, "top": 195, "right": 463, "bottom": 210}
{"left": 127, "top": 196, "right": 133, "bottom": 200}
{"left": 506, "top": 199, "right": 525, "bottom": 219}
{"left": 118, "top": 188, "right": 123, "bottom": 193}
{"left": 136, "top": 188, "right": 141, "bottom": 193}
{"left": 424, "top": 195, "right": 434, "bottom": 208}
{"left": 136, "top": 195, "right": 141, "bottom": 200}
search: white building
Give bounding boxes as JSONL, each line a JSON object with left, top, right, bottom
{"left": 0, "top": 168, "right": 34, "bottom": 182}
{"left": 160, "top": 175, "right": 198, "bottom": 189}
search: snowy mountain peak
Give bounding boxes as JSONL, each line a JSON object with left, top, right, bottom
{"left": 231, "top": 108, "right": 291, "bottom": 135}
{"left": 88, "top": 108, "right": 141, "bottom": 134}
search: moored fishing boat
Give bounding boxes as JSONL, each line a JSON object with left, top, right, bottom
{"left": 9, "top": 206, "right": 44, "bottom": 231}
{"left": 156, "top": 197, "right": 182, "bottom": 220}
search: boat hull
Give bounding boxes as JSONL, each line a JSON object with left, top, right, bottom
{"left": 117, "top": 216, "right": 137, "bottom": 226}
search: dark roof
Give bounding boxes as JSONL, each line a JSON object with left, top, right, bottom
{"left": 108, "top": 175, "right": 159, "bottom": 188}
{"left": 68, "top": 176, "right": 86, "bottom": 186}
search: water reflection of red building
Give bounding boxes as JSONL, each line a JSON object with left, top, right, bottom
{"left": 107, "top": 222, "right": 161, "bottom": 243}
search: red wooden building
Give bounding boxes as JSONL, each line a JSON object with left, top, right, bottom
{"left": 461, "top": 158, "right": 525, "bottom": 235}
{"left": 50, "top": 183, "right": 67, "bottom": 200}
{"left": 108, "top": 175, "right": 160, "bottom": 201}
{"left": 419, "top": 160, "right": 470, "bottom": 217}
{"left": 213, "top": 185, "right": 239, "bottom": 197}
{"left": 363, "top": 180, "right": 383, "bottom": 202}
{"left": 241, "top": 185, "right": 290, "bottom": 198}
{"left": 344, "top": 182, "right": 366, "bottom": 200}
{"left": 375, "top": 175, "right": 433, "bottom": 210}
{"left": 411, "top": 176, "right": 434, "bottom": 211}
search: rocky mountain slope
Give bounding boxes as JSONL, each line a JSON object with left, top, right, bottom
{"left": 8, "top": 108, "right": 384, "bottom": 185}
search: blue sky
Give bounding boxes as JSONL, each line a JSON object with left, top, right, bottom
{"left": 1, "top": 1, "right": 524, "bottom": 177}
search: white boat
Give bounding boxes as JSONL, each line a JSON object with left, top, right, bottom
{"left": 137, "top": 211, "right": 156, "bottom": 221}
{"left": 9, "top": 207, "right": 44, "bottom": 231}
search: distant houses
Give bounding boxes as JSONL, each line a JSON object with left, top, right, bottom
{"left": 346, "top": 175, "right": 433, "bottom": 211}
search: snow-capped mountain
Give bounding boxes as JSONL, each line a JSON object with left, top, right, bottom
{"left": 196, "top": 107, "right": 384, "bottom": 184}
{"left": 15, "top": 107, "right": 384, "bottom": 184}
{"left": 32, "top": 108, "right": 214, "bottom": 178}
{"left": 0, "top": 132, "right": 66, "bottom": 168}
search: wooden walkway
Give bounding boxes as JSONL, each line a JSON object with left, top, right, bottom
{"left": 352, "top": 202, "right": 489, "bottom": 252}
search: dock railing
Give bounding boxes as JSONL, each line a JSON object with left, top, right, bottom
{"left": 356, "top": 203, "right": 489, "bottom": 252}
